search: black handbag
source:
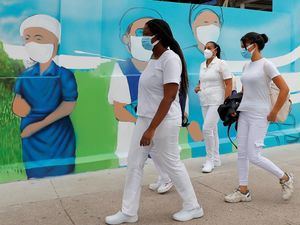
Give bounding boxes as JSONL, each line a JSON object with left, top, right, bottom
{"left": 218, "top": 91, "right": 243, "bottom": 148}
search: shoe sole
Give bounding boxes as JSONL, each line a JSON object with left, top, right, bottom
{"left": 105, "top": 216, "right": 138, "bottom": 225}
{"left": 202, "top": 169, "right": 214, "bottom": 173}
{"left": 172, "top": 210, "right": 204, "bottom": 222}
{"left": 224, "top": 197, "right": 252, "bottom": 203}
{"left": 157, "top": 184, "right": 173, "bottom": 194}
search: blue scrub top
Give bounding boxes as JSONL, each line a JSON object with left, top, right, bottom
{"left": 14, "top": 61, "right": 78, "bottom": 179}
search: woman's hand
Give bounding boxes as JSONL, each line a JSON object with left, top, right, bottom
{"left": 140, "top": 128, "right": 155, "bottom": 146}
{"left": 267, "top": 110, "right": 278, "bottom": 122}
{"left": 194, "top": 85, "right": 201, "bottom": 93}
{"left": 21, "top": 121, "right": 45, "bottom": 138}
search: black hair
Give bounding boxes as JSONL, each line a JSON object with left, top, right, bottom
{"left": 146, "top": 19, "right": 189, "bottom": 96}
{"left": 207, "top": 41, "right": 221, "bottom": 59}
{"left": 241, "top": 32, "right": 269, "bottom": 50}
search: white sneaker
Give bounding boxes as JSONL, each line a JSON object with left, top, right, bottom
{"left": 157, "top": 181, "right": 173, "bottom": 194}
{"left": 172, "top": 207, "right": 204, "bottom": 222}
{"left": 224, "top": 189, "right": 252, "bottom": 203}
{"left": 214, "top": 160, "right": 222, "bottom": 167}
{"left": 202, "top": 160, "right": 214, "bottom": 173}
{"left": 149, "top": 181, "right": 161, "bottom": 191}
{"left": 280, "top": 173, "right": 294, "bottom": 200}
{"left": 105, "top": 211, "right": 138, "bottom": 225}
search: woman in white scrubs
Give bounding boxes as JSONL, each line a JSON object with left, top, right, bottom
{"left": 105, "top": 19, "right": 203, "bottom": 224}
{"left": 194, "top": 41, "right": 233, "bottom": 173}
{"left": 225, "top": 32, "right": 294, "bottom": 203}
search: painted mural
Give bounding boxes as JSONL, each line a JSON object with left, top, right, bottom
{"left": 0, "top": 0, "right": 299, "bottom": 183}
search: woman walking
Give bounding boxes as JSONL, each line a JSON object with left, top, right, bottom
{"left": 105, "top": 19, "right": 203, "bottom": 224}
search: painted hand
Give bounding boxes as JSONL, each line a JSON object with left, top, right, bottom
{"left": 140, "top": 128, "right": 155, "bottom": 147}
{"left": 21, "top": 121, "right": 44, "bottom": 138}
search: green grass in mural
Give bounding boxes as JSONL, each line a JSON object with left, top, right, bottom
{"left": 72, "top": 62, "right": 119, "bottom": 173}
{"left": 0, "top": 81, "right": 27, "bottom": 183}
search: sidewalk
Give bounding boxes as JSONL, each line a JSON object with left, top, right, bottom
{"left": 0, "top": 144, "right": 299, "bottom": 225}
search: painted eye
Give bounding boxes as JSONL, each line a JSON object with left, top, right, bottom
{"left": 135, "top": 28, "right": 143, "bottom": 37}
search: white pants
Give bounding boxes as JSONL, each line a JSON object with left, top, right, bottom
{"left": 122, "top": 117, "right": 200, "bottom": 216}
{"left": 116, "top": 122, "right": 171, "bottom": 184}
{"left": 237, "top": 112, "right": 285, "bottom": 186}
{"left": 202, "top": 105, "right": 220, "bottom": 162}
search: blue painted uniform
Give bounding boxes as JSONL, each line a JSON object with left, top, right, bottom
{"left": 14, "top": 61, "right": 78, "bottom": 178}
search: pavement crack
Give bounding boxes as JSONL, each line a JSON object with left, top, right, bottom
{"left": 50, "top": 180, "right": 76, "bottom": 225}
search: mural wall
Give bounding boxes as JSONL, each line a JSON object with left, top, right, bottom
{"left": 0, "top": 0, "right": 299, "bottom": 183}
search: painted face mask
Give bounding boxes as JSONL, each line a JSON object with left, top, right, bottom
{"left": 25, "top": 42, "right": 54, "bottom": 63}
{"left": 196, "top": 24, "right": 220, "bottom": 46}
{"left": 240, "top": 44, "right": 255, "bottom": 59}
{"left": 130, "top": 36, "right": 153, "bottom": 62}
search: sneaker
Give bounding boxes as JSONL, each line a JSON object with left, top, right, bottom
{"left": 280, "top": 173, "right": 294, "bottom": 200}
{"left": 172, "top": 207, "right": 204, "bottom": 222}
{"left": 202, "top": 160, "right": 214, "bottom": 173}
{"left": 224, "top": 189, "right": 252, "bottom": 203}
{"left": 149, "top": 181, "right": 161, "bottom": 191}
{"left": 157, "top": 181, "right": 173, "bottom": 194}
{"left": 105, "top": 211, "right": 138, "bottom": 225}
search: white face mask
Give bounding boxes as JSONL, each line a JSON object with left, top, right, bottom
{"left": 196, "top": 24, "right": 220, "bottom": 46}
{"left": 25, "top": 42, "right": 54, "bottom": 63}
{"left": 204, "top": 48, "right": 215, "bottom": 59}
{"left": 23, "top": 58, "right": 37, "bottom": 68}
{"left": 129, "top": 36, "right": 153, "bottom": 62}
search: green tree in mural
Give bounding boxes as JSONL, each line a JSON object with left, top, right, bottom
{"left": 0, "top": 40, "right": 26, "bottom": 183}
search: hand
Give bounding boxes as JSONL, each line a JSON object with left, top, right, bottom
{"left": 21, "top": 121, "right": 44, "bottom": 138}
{"left": 140, "top": 128, "right": 155, "bottom": 147}
{"left": 267, "top": 111, "right": 278, "bottom": 122}
{"left": 194, "top": 86, "right": 201, "bottom": 93}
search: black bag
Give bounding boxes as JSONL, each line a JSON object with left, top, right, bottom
{"left": 218, "top": 91, "right": 243, "bottom": 148}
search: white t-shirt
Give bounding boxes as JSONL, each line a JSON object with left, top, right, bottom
{"left": 137, "top": 50, "right": 182, "bottom": 122}
{"left": 198, "top": 57, "right": 232, "bottom": 106}
{"left": 238, "top": 58, "right": 280, "bottom": 114}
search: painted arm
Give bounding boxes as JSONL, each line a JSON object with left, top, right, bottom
{"left": 140, "top": 83, "right": 178, "bottom": 146}
{"left": 268, "top": 76, "right": 290, "bottom": 122}
{"left": 12, "top": 94, "right": 31, "bottom": 118}
{"left": 113, "top": 101, "right": 137, "bottom": 123}
{"left": 21, "top": 101, "right": 76, "bottom": 138}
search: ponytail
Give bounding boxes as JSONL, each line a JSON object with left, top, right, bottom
{"left": 169, "top": 39, "right": 189, "bottom": 96}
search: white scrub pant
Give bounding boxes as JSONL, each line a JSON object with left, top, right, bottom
{"left": 237, "top": 112, "right": 285, "bottom": 186}
{"left": 202, "top": 105, "right": 220, "bottom": 162}
{"left": 116, "top": 122, "right": 172, "bottom": 185}
{"left": 122, "top": 117, "right": 200, "bottom": 216}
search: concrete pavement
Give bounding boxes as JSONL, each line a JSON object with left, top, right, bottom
{"left": 0, "top": 144, "right": 299, "bottom": 225}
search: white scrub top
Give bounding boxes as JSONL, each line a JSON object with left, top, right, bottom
{"left": 198, "top": 57, "right": 232, "bottom": 106}
{"left": 137, "top": 50, "right": 182, "bottom": 122}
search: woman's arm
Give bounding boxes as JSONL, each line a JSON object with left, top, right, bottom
{"left": 12, "top": 94, "right": 31, "bottom": 118}
{"left": 267, "top": 75, "right": 289, "bottom": 122}
{"left": 139, "top": 83, "right": 178, "bottom": 146}
{"left": 21, "top": 101, "right": 76, "bottom": 138}
{"left": 224, "top": 78, "right": 233, "bottom": 99}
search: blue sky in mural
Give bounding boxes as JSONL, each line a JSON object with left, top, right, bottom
{"left": 0, "top": 0, "right": 297, "bottom": 71}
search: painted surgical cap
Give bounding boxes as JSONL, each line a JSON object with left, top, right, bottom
{"left": 20, "top": 14, "right": 61, "bottom": 43}
{"left": 189, "top": 5, "right": 223, "bottom": 29}
{"left": 119, "top": 7, "right": 162, "bottom": 40}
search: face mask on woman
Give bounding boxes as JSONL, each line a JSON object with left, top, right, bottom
{"left": 240, "top": 44, "right": 255, "bottom": 59}
{"left": 141, "top": 35, "right": 159, "bottom": 51}
{"left": 204, "top": 48, "right": 217, "bottom": 59}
